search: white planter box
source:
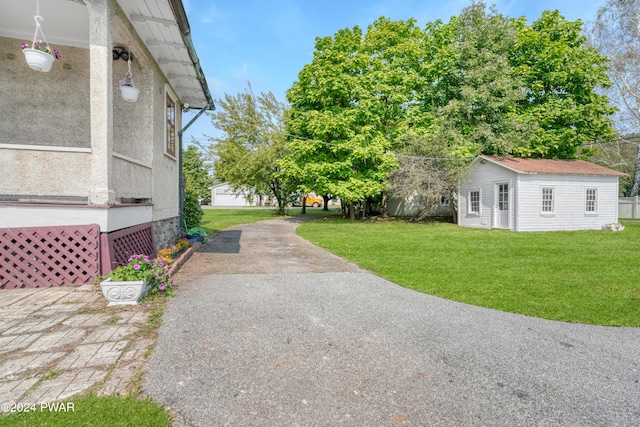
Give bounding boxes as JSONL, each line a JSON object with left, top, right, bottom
{"left": 100, "top": 278, "right": 149, "bottom": 306}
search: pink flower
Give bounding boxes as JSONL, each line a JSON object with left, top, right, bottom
{"left": 159, "top": 284, "right": 166, "bottom": 291}
{"left": 133, "top": 264, "right": 140, "bottom": 270}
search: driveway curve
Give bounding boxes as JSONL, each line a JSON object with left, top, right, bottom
{"left": 144, "top": 217, "right": 640, "bottom": 427}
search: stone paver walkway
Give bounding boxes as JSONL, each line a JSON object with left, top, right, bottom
{"left": 0, "top": 285, "right": 153, "bottom": 408}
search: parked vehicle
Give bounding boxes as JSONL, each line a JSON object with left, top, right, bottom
{"left": 292, "top": 194, "right": 323, "bottom": 207}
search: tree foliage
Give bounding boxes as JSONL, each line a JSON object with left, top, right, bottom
{"left": 284, "top": 18, "right": 434, "bottom": 217}
{"left": 513, "top": 10, "right": 616, "bottom": 158}
{"left": 207, "top": 86, "right": 296, "bottom": 214}
{"left": 183, "top": 188, "right": 203, "bottom": 229}
{"left": 183, "top": 144, "right": 213, "bottom": 203}
{"left": 389, "top": 133, "right": 470, "bottom": 221}
{"left": 426, "top": 4, "right": 529, "bottom": 158}
{"left": 588, "top": 0, "right": 640, "bottom": 195}
{"left": 284, "top": 1, "right": 616, "bottom": 220}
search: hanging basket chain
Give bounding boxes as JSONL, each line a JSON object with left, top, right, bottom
{"left": 31, "top": 15, "right": 52, "bottom": 51}
{"left": 121, "top": 44, "right": 135, "bottom": 87}
{"left": 25, "top": 0, "right": 59, "bottom": 60}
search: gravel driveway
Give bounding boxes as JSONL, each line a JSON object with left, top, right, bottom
{"left": 144, "top": 217, "right": 640, "bottom": 426}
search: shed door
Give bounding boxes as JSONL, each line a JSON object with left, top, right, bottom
{"left": 496, "top": 183, "right": 509, "bottom": 229}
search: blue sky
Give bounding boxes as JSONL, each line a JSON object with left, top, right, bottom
{"left": 181, "top": 0, "right": 607, "bottom": 145}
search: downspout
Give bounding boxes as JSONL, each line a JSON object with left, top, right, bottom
{"left": 178, "top": 104, "right": 213, "bottom": 235}
{"left": 168, "top": 0, "right": 216, "bottom": 235}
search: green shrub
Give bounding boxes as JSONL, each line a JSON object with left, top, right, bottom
{"left": 183, "top": 189, "right": 203, "bottom": 229}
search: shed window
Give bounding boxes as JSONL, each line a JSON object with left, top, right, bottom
{"left": 166, "top": 92, "right": 176, "bottom": 157}
{"left": 541, "top": 187, "right": 554, "bottom": 213}
{"left": 469, "top": 190, "right": 480, "bottom": 214}
{"left": 586, "top": 188, "right": 598, "bottom": 213}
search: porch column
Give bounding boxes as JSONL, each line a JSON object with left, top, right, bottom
{"left": 86, "top": 0, "right": 115, "bottom": 205}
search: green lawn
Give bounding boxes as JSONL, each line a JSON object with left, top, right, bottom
{"left": 297, "top": 218, "right": 640, "bottom": 326}
{"left": 0, "top": 395, "right": 171, "bottom": 427}
{"left": 200, "top": 206, "right": 339, "bottom": 234}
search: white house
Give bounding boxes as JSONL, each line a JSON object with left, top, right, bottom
{"left": 0, "top": 0, "right": 214, "bottom": 288}
{"left": 458, "top": 155, "right": 626, "bottom": 232}
{"left": 210, "top": 183, "right": 261, "bottom": 207}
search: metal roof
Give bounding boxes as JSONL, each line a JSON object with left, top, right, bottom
{"left": 480, "top": 155, "right": 628, "bottom": 177}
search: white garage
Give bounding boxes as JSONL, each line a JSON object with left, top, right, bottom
{"left": 210, "top": 183, "right": 258, "bottom": 207}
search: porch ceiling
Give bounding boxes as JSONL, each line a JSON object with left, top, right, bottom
{"left": 0, "top": 0, "right": 212, "bottom": 109}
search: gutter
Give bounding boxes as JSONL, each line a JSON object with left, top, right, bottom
{"left": 168, "top": 0, "right": 216, "bottom": 234}
{"left": 178, "top": 102, "right": 214, "bottom": 235}
{"left": 168, "top": 0, "right": 215, "bottom": 109}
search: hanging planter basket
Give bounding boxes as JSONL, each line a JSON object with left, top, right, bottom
{"left": 119, "top": 49, "right": 139, "bottom": 102}
{"left": 120, "top": 85, "right": 140, "bottom": 102}
{"left": 23, "top": 48, "right": 53, "bottom": 72}
{"left": 21, "top": 11, "right": 59, "bottom": 73}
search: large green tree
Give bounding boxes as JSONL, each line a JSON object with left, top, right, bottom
{"left": 284, "top": 18, "right": 435, "bottom": 219}
{"left": 588, "top": 0, "right": 640, "bottom": 195}
{"left": 425, "top": 4, "right": 530, "bottom": 158}
{"left": 207, "top": 86, "right": 295, "bottom": 215}
{"left": 424, "top": 3, "right": 615, "bottom": 159}
{"left": 512, "top": 9, "right": 616, "bottom": 158}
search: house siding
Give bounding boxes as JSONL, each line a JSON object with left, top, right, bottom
{"left": 459, "top": 161, "right": 516, "bottom": 229}
{"left": 459, "top": 158, "right": 621, "bottom": 232}
{"left": 516, "top": 175, "right": 619, "bottom": 231}
{"left": 211, "top": 183, "right": 257, "bottom": 207}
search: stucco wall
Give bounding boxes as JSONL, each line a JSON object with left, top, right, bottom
{"left": 0, "top": 28, "right": 92, "bottom": 200}
{"left": 0, "top": 149, "right": 90, "bottom": 198}
{"left": 112, "top": 53, "right": 153, "bottom": 165}
{"left": 2, "top": 5, "right": 183, "bottom": 227}
{"left": 0, "top": 36, "right": 90, "bottom": 148}
{"left": 151, "top": 83, "right": 180, "bottom": 222}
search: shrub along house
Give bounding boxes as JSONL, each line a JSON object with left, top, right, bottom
{"left": 458, "top": 155, "right": 626, "bottom": 232}
{"left": 0, "top": 0, "right": 214, "bottom": 288}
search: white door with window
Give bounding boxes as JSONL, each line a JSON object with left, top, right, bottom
{"left": 495, "top": 183, "right": 509, "bottom": 229}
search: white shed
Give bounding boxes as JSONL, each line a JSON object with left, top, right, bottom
{"left": 458, "top": 155, "right": 626, "bottom": 232}
{"left": 210, "top": 183, "right": 258, "bottom": 207}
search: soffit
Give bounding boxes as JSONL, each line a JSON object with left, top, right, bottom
{"left": 0, "top": 0, "right": 210, "bottom": 109}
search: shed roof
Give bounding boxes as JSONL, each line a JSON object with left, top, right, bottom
{"left": 480, "top": 155, "right": 627, "bottom": 176}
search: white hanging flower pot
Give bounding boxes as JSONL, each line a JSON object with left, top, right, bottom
{"left": 20, "top": 11, "right": 60, "bottom": 73}
{"left": 120, "top": 85, "right": 140, "bottom": 102}
{"left": 23, "top": 48, "right": 54, "bottom": 72}
{"left": 119, "top": 47, "right": 139, "bottom": 102}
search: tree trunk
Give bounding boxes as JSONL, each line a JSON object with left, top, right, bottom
{"left": 322, "top": 194, "right": 330, "bottom": 211}
{"left": 271, "top": 183, "right": 287, "bottom": 216}
{"left": 630, "top": 143, "right": 640, "bottom": 197}
{"left": 349, "top": 201, "right": 356, "bottom": 220}
{"left": 449, "top": 191, "right": 459, "bottom": 224}
{"left": 301, "top": 196, "right": 307, "bottom": 214}
{"left": 415, "top": 201, "right": 436, "bottom": 222}
{"left": 381, "top": 191, "right": 388, "bottom": 217}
